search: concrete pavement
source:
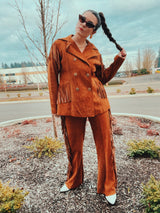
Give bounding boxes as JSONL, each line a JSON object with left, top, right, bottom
{"left": 0, "top": 93, "right": 160, "bottom": 126}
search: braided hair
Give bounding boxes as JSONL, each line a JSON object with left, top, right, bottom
{"left": 85, "top": 10, "right": 122, "bottom": 51}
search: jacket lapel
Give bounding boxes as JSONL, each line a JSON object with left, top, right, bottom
{"left": 60, "top": 35, "right": 101, "bottom": 66}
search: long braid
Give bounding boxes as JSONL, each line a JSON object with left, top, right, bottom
{"left": 99, "top": 12, "right": 122, "bottom": 51}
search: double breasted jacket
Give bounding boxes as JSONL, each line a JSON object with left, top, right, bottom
{"left": 48, "top": 35, "right": 125, "bottom": 117}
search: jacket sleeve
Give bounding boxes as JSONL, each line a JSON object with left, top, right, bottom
{"left": 48, "top": 42, "right": 61, "bottom": 114}
{"left": 100, "top": 55, "right": 125, "bottom": 85}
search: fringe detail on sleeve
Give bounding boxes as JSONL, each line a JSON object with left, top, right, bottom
{"left": 58, "top": 83, "right": 71, "bottom": 104}
{"left": 95, "top": 81, "right": 107, "bottom": 99}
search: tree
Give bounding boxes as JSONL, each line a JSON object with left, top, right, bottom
{"left": 14, "top": 0, "right": 65, "bottom": 137}
{"left": 14, "top": 0, "right": 64, "bottom": 67}
{"left": 124, "top": 59, "right": 132, "bottom": 77}
{"left": 155, "top": 48, "right": 160, "bottom": 68}
{"left": 136, "top": 49, "right": 141, "bottom": 74}
{"left": 142, "top": 48, "right": 156, "bottom": 73}
{"left": 0, "top": 75, "right": 3, "bottom": 85}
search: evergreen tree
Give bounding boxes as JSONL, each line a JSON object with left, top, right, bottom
{"left": 157, "top": 48, "right": 160, "bottom": 67}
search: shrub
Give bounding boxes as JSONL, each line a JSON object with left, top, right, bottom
{"left": 116, "top": 89, "right": 121, "bottom": 93}
{"left": 28, "top": 93, "right": 31, "bottom": 96}
{"left": 140, "top": 69, "right": 150, "bottom": 75}
{"left": 17, "top": 94, "right": 21, "bottom": 98}
{"left": 147, "top": 87, "right": 154, "bottom": 93}
{"left": 25, "top": 136, "right": 63, "bottom": 158}
{"left": 129, "top": 88, "right": 136, "bottom": 95}
{"left": 0, "top": 180, "right": 28, "bottom": 213}
{"left": 141, "top": 175, "right": 160, "bottom": 213}
{"left": 127, "top": 139, "right": 160, "bottom": 159}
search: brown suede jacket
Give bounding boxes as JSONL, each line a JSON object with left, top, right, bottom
{"left": 48, "top": 35, "right": 125, "bottom": 117}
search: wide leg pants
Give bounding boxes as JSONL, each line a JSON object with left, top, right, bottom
{"left": 61, "top": 110, "right": 117, "bottom": 196}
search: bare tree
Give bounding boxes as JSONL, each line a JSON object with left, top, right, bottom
{"left": 14, "top": 0, "right": 65, "bottom": 137}
{"left": 136, "top": 49, "right": 141, "bottom": 74}
{"left": 14, "top": 0, "right": 64, "bottom": 67}
{"left": 155, "top": 48, "right": 160, "bottom": 68}
{"left": 142, "top": 48, "right": 156, "bottom": 73}
{"left": 124, "top": 59, "right": 132, "bottom": 77}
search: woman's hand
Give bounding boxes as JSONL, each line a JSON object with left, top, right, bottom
{"left": 118, "top": 48, "right": 127, "bottom": 59}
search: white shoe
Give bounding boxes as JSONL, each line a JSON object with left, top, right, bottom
{"left": 60, "top": 183, "right": 70, "bottom": 193}
{"left": 106, "top": 194, "right": 116, "bottom": 205}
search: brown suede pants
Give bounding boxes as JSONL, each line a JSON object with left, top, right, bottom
{"left": 61, "top": 110, "right": 117, "bottom": 196}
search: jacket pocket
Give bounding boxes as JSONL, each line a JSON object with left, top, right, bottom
{"left": 58, "top": 82, "right": 71, "bottom": 104}
{"left": 96, "top": 81, "right": 107, "bottom": 99}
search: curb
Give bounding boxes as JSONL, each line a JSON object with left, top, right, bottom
{"left": 108, "top": 93, "right": 160, "bottom": 98}
{"left": 112, "top": 113, "right": 160, "bottom": 123}
{"left": 0, "top": 115, "right": 51, "bottom": 127}
{"left": 0, "top": 99, "right": 49, "bottom": 104}
{"left": 0, "top": 113, "right": 160, "bottom": 127}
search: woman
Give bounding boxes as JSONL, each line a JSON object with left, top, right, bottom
{"left": 48, "top": 10, "right": 126, "bottom": 205}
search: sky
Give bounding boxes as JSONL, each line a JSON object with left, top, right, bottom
{"left": 0, "top": 0, "right": 160, "bottom": 70}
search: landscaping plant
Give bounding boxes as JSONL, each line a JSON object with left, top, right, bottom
{"left": 127, "top": 139, "right": 160, "bottom": 159}
{"left": 141, "top": 175, "right": 160, "bottom": 213}
{"left": 116, "top": 89, "right": 121, "bottom": 93}
{"left": 146, "top": 87, "right": 154, "bottom": 93}
{"left": 0, "top": 180, "right": 28, "bottom": 213}
{"left": 129, "top": 88, "right": 136, "bottom": 95}
{"left": 25, "top": 136, "right": 63, "bottom": 158}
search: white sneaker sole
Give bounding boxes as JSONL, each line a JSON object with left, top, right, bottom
{"left": 106, "top": 194, "right": 117, "bottom": 205}
{"left": 60, "top": 183, "right": 70, "bottom": 193}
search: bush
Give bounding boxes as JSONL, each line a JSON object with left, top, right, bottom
{"left": 28, "top": 93, "right": 31, "bottom": 96}
{"left": 17, "top": 94, "right": 21, "bottom": 98}
{"left": 140, "top": 69, "right": 150, "bottom": 75}
{"left": 141, "top": 175, "right": 160, "bottom": 213}
{"left": 25, "top": 136, "right": 63, "bottom": 158}
{"left": 116, "top": 89, "right": 121, "bottom": 93}
{"left": 147, "top": 87, "right": 154, "bottom": 93}
{"left": 129, "top": 88, "right": 136, "bottom": 95}
{"left": 127, "top": 139, "right": 160, "bottom": 159}
{"left": 0, "top": 180, "right": 28, "bottom": 213}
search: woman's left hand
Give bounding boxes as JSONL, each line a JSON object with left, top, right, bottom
{"left": 119, "top": 48, "right": 127, "bottom": 58}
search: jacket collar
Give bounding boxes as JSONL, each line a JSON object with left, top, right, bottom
{"left": 59, "top": 35, "right": 101, "bottom": 65}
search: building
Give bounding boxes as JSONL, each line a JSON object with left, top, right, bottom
{"left": 0, "top": 66, "right": 47, "bottom": 85}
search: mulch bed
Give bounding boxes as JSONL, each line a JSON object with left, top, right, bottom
{"left": 0, "top": 116, "right": 159, "bottom": 213}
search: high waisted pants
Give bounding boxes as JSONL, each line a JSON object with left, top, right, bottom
{"left": 61, "top": 110, "right": 117, "bottom": 196}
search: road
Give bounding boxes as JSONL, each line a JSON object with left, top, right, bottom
{"left": 0, "top": 94, "right": 160, "bottom": 123}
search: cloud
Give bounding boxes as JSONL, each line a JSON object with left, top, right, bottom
{"left": 0, "top": 0, "right": 160, "bottom": 67}
{"left": 108, "top": 0, "right": 159, "bottom": 14}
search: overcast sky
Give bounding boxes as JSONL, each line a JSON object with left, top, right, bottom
{"left": 0, "top": 0, "right": 160, "bottom": 70}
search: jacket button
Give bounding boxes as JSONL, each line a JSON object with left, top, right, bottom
{"left": 74, "top": 72, "right": 78, "bottom": 76}
{"left": 73, "top": 58, "right": 77, "bottom": 61}
{"left": 86, "top": 73, "right": 90, "bottom": 77}
{"left": 76, "top": 87, "right": 79, "bottom": 91}
{"left": 88, "top": 87, "right": 91, "bottom": 91}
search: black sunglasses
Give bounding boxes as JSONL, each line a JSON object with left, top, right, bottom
{"left": 79, "top": 14, "right": 95, "bottom": 29}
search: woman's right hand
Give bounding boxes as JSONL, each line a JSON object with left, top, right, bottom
{"left": 119, "top": 48, "right": 127, "bottom": 58}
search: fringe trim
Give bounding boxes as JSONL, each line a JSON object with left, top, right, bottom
{"left": 108, "top": 109, "right": 118, "bottom": 188}
{"left": 61, "top": 116, "right": 73, "bottom": 181}
{"left": 58, "top": 83, "right": 71, "bottom": 104}
{"left": 96, "top": 81, "right": 107, "bottom": 99}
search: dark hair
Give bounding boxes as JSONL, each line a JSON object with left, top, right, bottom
{"left": 85, "top": 10, "right": 122, "bottom": 51}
